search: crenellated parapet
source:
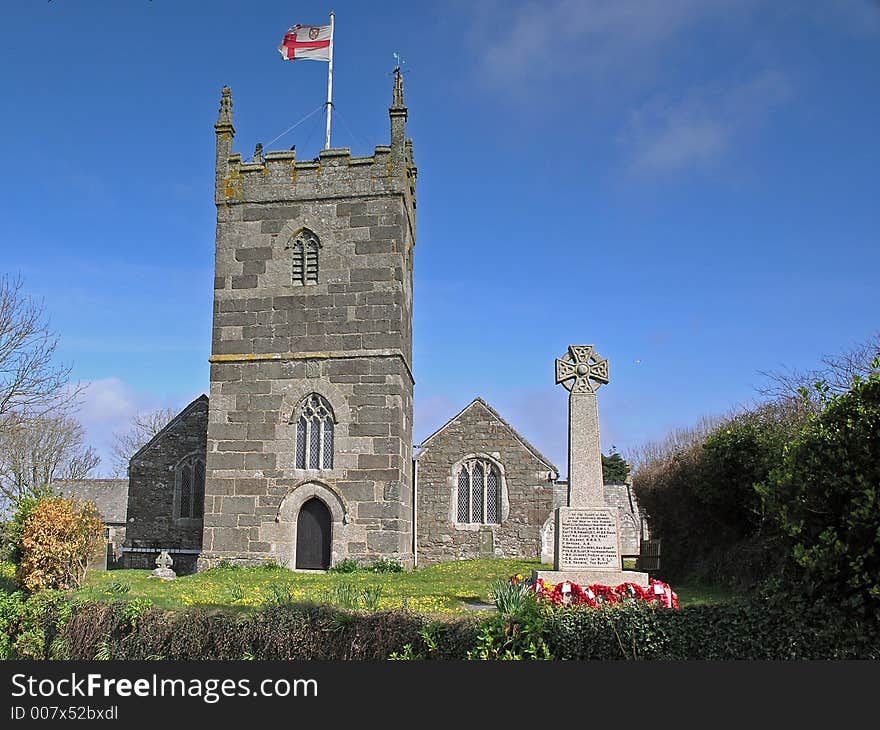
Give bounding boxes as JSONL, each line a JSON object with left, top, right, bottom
{"left": 213, "top": 76, "right": 417, "bottom": 245}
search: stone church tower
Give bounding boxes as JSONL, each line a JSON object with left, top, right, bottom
{"left": 199, "top": 72, "right": 417, "bottom": 570}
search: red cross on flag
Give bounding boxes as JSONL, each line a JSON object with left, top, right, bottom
{"left": 278, "top": 24, "right": 332, "bottom": 61}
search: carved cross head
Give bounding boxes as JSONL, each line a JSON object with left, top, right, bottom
{"left": 555, "top": 345, "right": 610, "bottom": 394}
{"left": 155, "top": 550, "right": 173, "bottom": 569}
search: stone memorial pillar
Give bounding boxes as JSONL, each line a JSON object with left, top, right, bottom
{"left": 533, "top": 345, "right": 649, "bottom": 587}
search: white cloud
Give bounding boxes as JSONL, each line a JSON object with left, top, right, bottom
{"left": 621, "top": 70, "right": 793, "bottom": 175}
{"left": 473, "top": 0, "right": 742, "bottom": 90}
{"left": 74, "top": 378, "right": 186, "bottom": 477}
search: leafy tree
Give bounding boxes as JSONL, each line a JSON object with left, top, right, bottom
{"left": 601, "top": 449, "right": 630, "bottom": 483}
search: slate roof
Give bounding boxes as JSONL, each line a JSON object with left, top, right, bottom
{"left": 53, "top": 479, "right": 129, "bottom": 525}
{"left": 417, "top": 396, "right": 559, "bottom": 478}
{"left": 129, "top": 394, "right": 209, "bottom": 464}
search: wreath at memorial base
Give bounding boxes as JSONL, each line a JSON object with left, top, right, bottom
{"left": 510, "top": 573, "right": 679, "bottom": 609}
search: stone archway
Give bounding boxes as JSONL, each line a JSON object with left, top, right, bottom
{"left": 268, "top": 481, "right": 349, "bottom": 570}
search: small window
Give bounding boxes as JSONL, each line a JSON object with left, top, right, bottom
{"left": 291, "top": 229, "right": 320, "bottom": 286}
{"left": 456, "top": 459, "right": 502, "bottom": 525}
{"left": 176, "top": 455, "right": 205, "bottom": 520}
{"left": 294, "top": 394, "right": 334, "bottom": 470}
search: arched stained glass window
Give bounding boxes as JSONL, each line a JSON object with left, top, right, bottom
{"left": 176, "top": 454, "right": 205, "bottom": 520}
{"left": 471, "top": 463, "right": 484, "bottom": 524}
{"left": 486, "top": 469, "right": 499, "bottom": 524}
{"left": 455, "top": 459, "right": 502, "bottom": 525}
{"left": 457, "top": 468, "right": 470, "bottom": 523}
{"left": 294, "top": 394, "right": 334, "bottom": 470}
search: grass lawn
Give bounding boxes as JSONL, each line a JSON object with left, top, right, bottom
{"left": 69, "top": 559, "right": 739, "bottom": 615}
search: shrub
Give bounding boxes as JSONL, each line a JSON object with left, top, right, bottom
{"left": 759, "top": 372, "right": 880, "bottom": 614}
{"left": 367, "top": 558, "right": 403, "bottom": 574}
{"left": 16, "top": 497, "right": 104, "bottom": 592}
{"left": 329, "top": 558, "right": 359, "bottom": 573}
{"left": 4, "top": 489, "right": 55, "bottom": 565}
{"left": 470, "top": 598, "right": 552, "bottom": 660}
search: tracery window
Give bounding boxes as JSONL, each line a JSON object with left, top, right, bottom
{"left": 291, "top": 229, "right": 320, "bottom": 285}
{"left": 176, "top": 455, "right": 205, "bottom": 519}
{"left": 456, "top": 458, "right": 501, "bottom": 524}
{"left": 295, "top": 394, "right": 334, "bottom": 470}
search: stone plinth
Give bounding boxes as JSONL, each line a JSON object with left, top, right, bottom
{"left": 555, "top": 508, "right": 620, "bottom": 571}
{"left": 532, "top": 568, "right": 649, "bottom": 586}
{"left": 539, "top": 506, "right": 649, "bottom": 587}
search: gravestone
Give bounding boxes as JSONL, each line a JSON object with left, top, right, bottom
{"left": 479, "top": 527, "right": 495, "bottom": 559}
{"left": 150, "top": 550, "right": 177, "bottom": 581}
{"left": 533, "top": 345, "right": 649, "bottom": 587}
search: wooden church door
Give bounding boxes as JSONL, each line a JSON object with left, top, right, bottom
{"left": 295, "top": 497, "right": 331, "bottom": 570}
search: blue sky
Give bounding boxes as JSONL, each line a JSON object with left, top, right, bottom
{"left": 1, "top": 1, "right": 878, "bottom": 475}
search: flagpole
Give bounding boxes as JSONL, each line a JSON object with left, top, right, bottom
{"left": 324, "top": 10, "right": 335, "bottom": 150}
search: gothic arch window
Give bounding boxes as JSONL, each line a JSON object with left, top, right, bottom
{"left": 294, "top": 394, "right": 334, "bottom": 470}
{"left": 290, "top": 229, "right": 320, "bottom": 286}
{"left": 456, "top": 458, "right": 502, "bottom": 524}
{"left": 176, "top": 454, "right": 205, "bottom": 519}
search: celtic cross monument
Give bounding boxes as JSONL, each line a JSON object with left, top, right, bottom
{"left": 534, "top": 344, "right": 649, "bottom": 587}
{"left": 555, "top": 345, "right": 609, "bottom": 509}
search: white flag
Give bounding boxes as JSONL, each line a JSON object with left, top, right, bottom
{"left": 278, "top": 24, "right": 332, "bottom": 61}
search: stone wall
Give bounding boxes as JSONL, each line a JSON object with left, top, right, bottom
{"left": 122, "top": 396, "right": 208, "bottom": 571}
{"left": 416, "top": 399, "right": 560, "bottom": 565}
{"left": 604, "top": 481, "right": 645, "bottom": 556}
{"left": 200, "top": 81, "right": 417, "bottom": 570}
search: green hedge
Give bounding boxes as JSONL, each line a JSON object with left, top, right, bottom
{"left": 3, "top": 591, "right": 878, "bottom": 660}
{"left": 633, "top": 399, "right": 807, "bottom": 588}
{"left": 546, "top": 600, "right": 880, "bottom": 660}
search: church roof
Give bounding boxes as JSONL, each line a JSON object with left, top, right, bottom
{"left": 129, "top": 394, "right": 209, "bottom": 464}
{"left": 417, "top": 397, "right": 559, "bottom": 478}
{"left": 53, "top": 479, "right": 129, "bottom": 525}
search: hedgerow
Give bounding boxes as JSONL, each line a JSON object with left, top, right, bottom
{"left": 2, "top": 592, "right": 878, "bottom": 660}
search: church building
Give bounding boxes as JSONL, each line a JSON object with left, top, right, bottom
{"left": 120, "top": 74, "right": 645, "bottom": 573}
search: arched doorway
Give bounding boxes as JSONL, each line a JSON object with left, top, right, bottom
{"left": 295, "top": 497, "right": 332, "bottom": 570}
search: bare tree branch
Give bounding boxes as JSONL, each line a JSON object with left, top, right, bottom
{"left": 0, "top": 413, "right": 99, "bottom": 513}
{"left": 623, "top": 412, "right": 727, "bottom": 476}
{"left": 757, "top": 331, "right": 880, "bottom": 401}
{"left": 109, "top": 408, "right": 177, "bottom": 478}
{"left": 0, "top": 274, "right": 83, "bottom": 428}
